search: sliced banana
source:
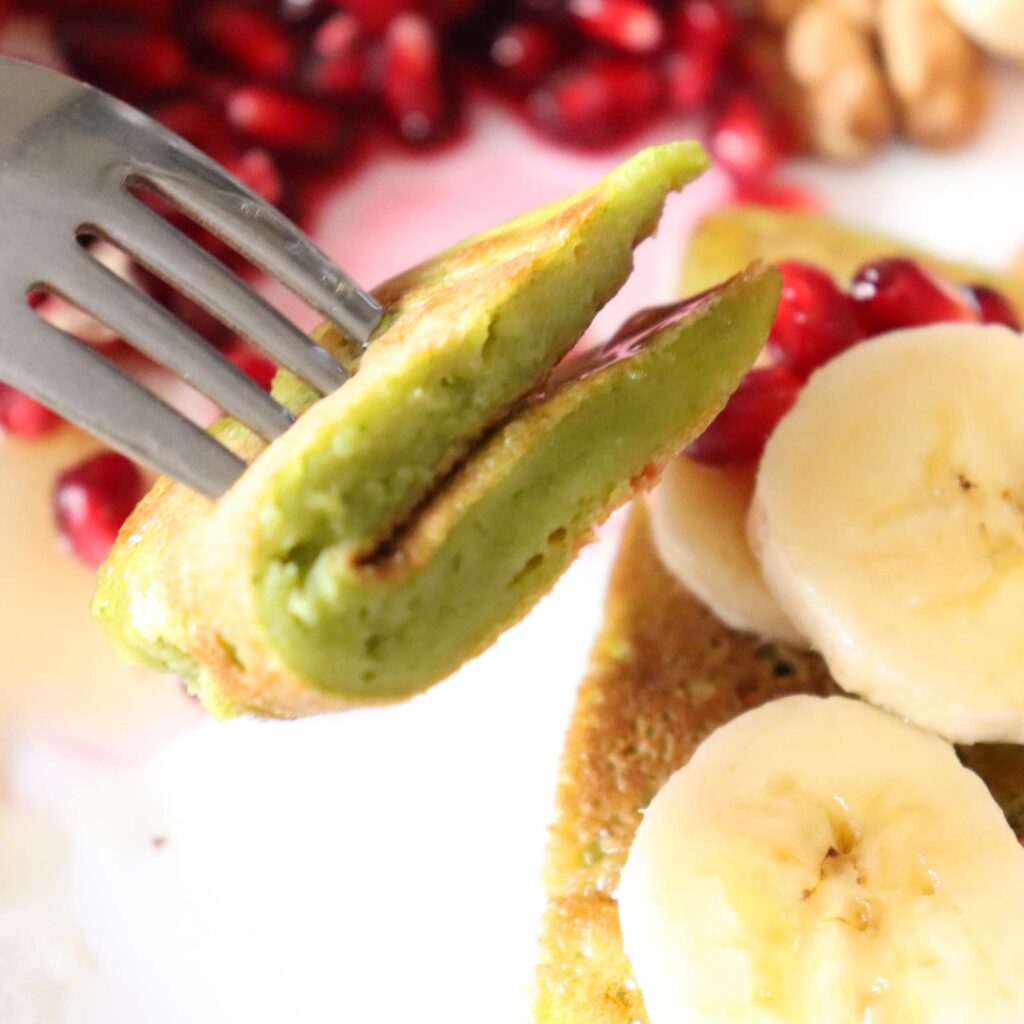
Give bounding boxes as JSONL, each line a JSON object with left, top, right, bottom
{"left": 648, "top": 457, "right": 802, "bottom": 644}
{"left": 751, "top": 323, "right": 1024, "bottom": 743}
{"left": 618, "top": 694, "right": 1024, "bottom": 1024}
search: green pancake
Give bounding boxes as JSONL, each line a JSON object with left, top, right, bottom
{"left": 94, "top": 143, "right": 778, "bottom": 717}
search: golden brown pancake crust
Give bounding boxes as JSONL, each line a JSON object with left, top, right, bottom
{"left": 534, "top": 502, "right": 1024, "bottom": 1024}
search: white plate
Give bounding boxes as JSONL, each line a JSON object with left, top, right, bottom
{"left": 3, "top": 72, "right": 1024, "bottom": 1023}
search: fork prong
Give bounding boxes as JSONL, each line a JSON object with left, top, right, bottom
{"left": 1, "top": 309, "right": 244, "bottom": 498}
{"left": 103, "top": 199, "right": 349, "bottom": 395}
{"left": 55, "top": 249, "right": 296, "bottom": 441}
{"left": 135, "top": 161, "right": 383, "bottom": 353}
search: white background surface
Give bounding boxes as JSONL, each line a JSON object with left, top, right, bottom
{"left": 2, "top": 69, "right": 1024, "bottom": 1023}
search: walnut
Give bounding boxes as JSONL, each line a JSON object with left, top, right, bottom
{"left": 823, "top": 0, "right": 877, "bottom": 30}
{"left": 786, "top": 2, "right": 896, "bottom": 160}
{"left": 934, "top": 0, "right": 1024, "bottom": 66}
{"left": 878, "top": 0, "right": 990, "bottom": 147}
{"left": 756, "top": 0, "right": 810, "bottom": 28}
{"left": 750, "top": 0, "right": 991, "bottom": 160}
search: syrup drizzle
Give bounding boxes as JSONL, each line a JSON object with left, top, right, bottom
{"left": 532, "top": 282, "right": 724, "bottom": 402}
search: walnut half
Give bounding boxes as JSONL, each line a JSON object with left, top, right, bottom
{"left": 756, "top": 0, "right": 991, "bottom": 161}
{"left": 878, "top": 0, "right": 990, "bottom": 148}
{"left": 787, "top": 1, "right": 896, "bottom": 161}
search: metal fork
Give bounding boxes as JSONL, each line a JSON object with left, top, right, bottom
{"left": 0, "top": 56, "right": 383, "bottom": 498}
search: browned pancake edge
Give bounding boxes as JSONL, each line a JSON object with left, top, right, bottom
{"left": 533, "top": 500, "right": 1024, "bottom": 1024}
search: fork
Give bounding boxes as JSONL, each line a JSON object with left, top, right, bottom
{"left": 0, "top": 56, "right": 383, "bottom": 498}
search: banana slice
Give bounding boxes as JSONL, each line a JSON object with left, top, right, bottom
{"left": 751, "top": 323, "right": 1024, "bottom": 744}
{"left": 618, "top": 695, "right": 1024, "bottom": 1024}
{"left": 648, "top": 457, "right": 802, "bottom": 644}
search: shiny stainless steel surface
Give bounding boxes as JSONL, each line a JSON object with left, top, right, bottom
{"left": 0, "top": 56, "right": 382, "bottom": 498}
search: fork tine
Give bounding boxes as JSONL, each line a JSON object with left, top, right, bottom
{"left": 135, "top": 161, "right": 383, "bottom": 353}
{"left": 103, "top": 199, "right": 349, "bottom": 394}
{"left": 55, "top": 249, "right": 296, "bottom": 441}
{"left": 1, "top": 309, "right": 245, "bottom": 498}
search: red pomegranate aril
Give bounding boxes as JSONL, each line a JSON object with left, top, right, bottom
{"left": 307, "top": 14, "right": 367, "bottom": 97}
{"left": 528, "top": 56, "right": 662, "bottom": 148}
{"left": 58, "top": 20, "right": 188, "bottom": 95}
{"left": 768, "top": 261, "right": 866, "bottom": 378}
{"left": 54, "top": 451, "right": 145, "bottom": 568}
{"left": 226, "top": 343, "right": 277, "bottom": 390}
{"left": 686, "top": 365, "right": 803, "bottom": 467}
{"left": 851, "top": 258, "right": 981, "bottom": 331}
{"left": 335, "top": 0, "right": 414, "bottom": 34}
{"left": 308, "top": 48, "right": 367, "bottom": 97}
{"left": 314, "top": 12, "right": 359, "bottom": 57}
{"left": 663, "top": 44, "right": 719, "bottom": 113}
{"left": 382, "top": 14, "right": 448, "bottom": 143}
{"left": 569, "top": 0, "right": 664, "bottom": 54}
{"left": 728, "top": 176, "right": 822, "bottom": 212}
{"left": 967, "top": 283, "right": 1022, "bottom": 330}
{"left": 710, "top": 93, "right": 781, "bottom": 181}
{"left": 226, "top": 86, "right": 345, "bottom": 157}
{"left": 0, "top": 384, "right": 61, "bottom": 439}
{"left": 151, "top": 98, "right": 236, "bottom": 159}
{"left": 489, "top": 20, "right": 562, "bottom": 90}
{"left": 310, "top": 11, "right": 366, "bottom": 98}
{"left": 160, "top": 289, "right": 232, "bottom": 347}
{"left": 196, "top": 3, "right": 297, "bottom": 80}
{"left": 673, "top": 0, "right": 735, "bottom": 55}
{"left": 223, "top": 148, "right": 283, "bottom": 205}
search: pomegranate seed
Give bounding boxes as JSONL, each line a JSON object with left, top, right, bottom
{"left": 768, "top": 261, "right": 867, "bottom": 378}
{"left": 308, "top": 17, "right": 366, "bottom": 96}
{"left": 709, "top": 93, "right": 781, "bottom": 181}
{"left": 226, "top": 86, "right": 345, "bottom": 158}
{"left": 489, "top": 20, "right": 561, "bottom": 90}
{"left": 58, "top": 19, "right": 188, "bottom": 95}
{"left": 569, "top": 0, "right": 664, "bottom": 54}
{"left": 686, "top": 365, "right": 803, "bottom": 467}
{"left": 151, "top": 98, "right": 236, "bottom": 160}
{"left": 663, "top": 44, "right": 720, "bottom": 113}
{"left": 223, "top": 148, "right": 283, "bottom": 205}
{"left": 851, "top": 258, "right": 980, "bottom": 331}
{"left": 382, "top": 14, "right": 448, "bottom": 143}
{"left": 158, "top": 289, "right": 232, "bottom": 347}
{"left": 0, "top": 384, "right": 61, "bottom": 439}
{"left": 729, "top": 176, "right": 823, "bottom": 212}
{"left": 966, "top": 284, "right": 1022, "bottom": 330}
{"left": 673, "top": 0, "right": 735, "bottom": 54}
{"left": 196, "top": 3, "right": 297, "bottom": 80}
{"left": 528, "top": 56, "right": 663, "bottom": 148}
{"left": 226, "top": 343, "right": 277, "bottom": 390}
{"left": 54, "top": 452, "right": 145, "bottom": 568}
{"left": 664, "top": 0, "right": 736, "bottom": 112}
{"left": 336, "top": 0, "right": 414, "bottom": 34}
{"left": 314, "top": 12, "right": 359, "bottom": 57}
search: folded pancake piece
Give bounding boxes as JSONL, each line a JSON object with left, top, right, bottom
{"left": 95, "top": 143, "right": 780, "bottom": 717}
{"left": 533, "top": 208, "right": 1024, "bottom": 1024}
